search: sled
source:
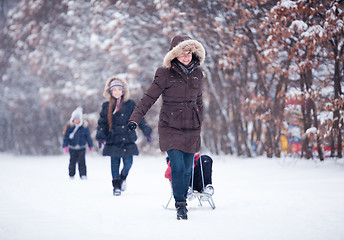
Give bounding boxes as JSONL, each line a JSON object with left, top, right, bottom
{"left": 164, "top": 154, "right": 215, "bottom": 210}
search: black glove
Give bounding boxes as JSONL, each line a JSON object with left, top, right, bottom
{"left": 128, "top": 121, "right": 137, "bottom": 130}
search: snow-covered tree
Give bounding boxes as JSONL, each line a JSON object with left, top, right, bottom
{"left": 0, "top": 0, "right": 342, "bottom": 159}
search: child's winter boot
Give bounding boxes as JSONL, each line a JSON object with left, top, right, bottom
{"left": 120, "top": 173, "right": 127, "bottom": 191}
{"left": 204, "top": 184, "right": 214, "bottom": 195}
{"left": 112, "top": 179, "right": 121, "bottom": 196}
{"left": 201, "top": 184, "right": 214, "bottom": 201}
{"left": 175, "top": 202, "right": 188, "bottom": 220}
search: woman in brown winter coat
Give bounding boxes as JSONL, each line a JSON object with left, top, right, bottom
{"left": 128, "top": 35, "right": 205, "bottom": 220}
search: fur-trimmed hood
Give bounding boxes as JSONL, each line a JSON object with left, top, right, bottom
{"left": 163, "top": 35, "right": 205, "bottom": 68}
{"left": 102, "top": 76, "right": 130, "bottom": 101}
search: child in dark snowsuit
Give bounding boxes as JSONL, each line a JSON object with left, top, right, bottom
{"left": 63, "top": 107, "right": 93, "bottom": 179}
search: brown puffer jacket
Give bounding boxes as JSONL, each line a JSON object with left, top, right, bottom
{"left": 129, "top": 35, "right": 205, "bottom": 153}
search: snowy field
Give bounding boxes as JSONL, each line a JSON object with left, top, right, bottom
{"left": 0, "top": 152, "right": 344, "bottom": 240}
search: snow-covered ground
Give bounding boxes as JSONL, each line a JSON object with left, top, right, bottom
{"left": 0, "top": 153, "right": 344, "bottom": 240}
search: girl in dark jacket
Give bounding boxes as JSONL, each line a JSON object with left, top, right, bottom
{"left": 96, "top": 76, "right": 152, "bottom": 196}
{"left": 63, "top": 107, "right": 93, "bottom": 179}
{"left": 129, "top": 35, "right": 205, "bottom": 219}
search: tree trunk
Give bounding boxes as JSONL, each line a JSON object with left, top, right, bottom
{"left": 310, "top": 98, "right": 324, "bottom": 160}
{"left": 333, "top": 49, "right": 342, "bottom": 158}
{"left": 299, "top": 69, "right": 314, "bottom": 159}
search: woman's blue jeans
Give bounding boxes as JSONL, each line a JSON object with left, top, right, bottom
{"left": 167, "top": 150, "right": 194, "bottom": 203}
{"left": 110, "top": 156, "right": 133, "bottom": 179}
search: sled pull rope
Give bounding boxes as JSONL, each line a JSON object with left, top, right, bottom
{"left": 191, "top": 153, "right": 195, "bottom": 191}
{"left": 199, "top": 152, "right": 206, "bottom": 191}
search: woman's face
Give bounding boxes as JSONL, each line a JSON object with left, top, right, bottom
{"left": 111, "top": 86, "right": 123, "bottom": 99}
{"left": 177, "top": 51, "right": 192, "bottom": 66}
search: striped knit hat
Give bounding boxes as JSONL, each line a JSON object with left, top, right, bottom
{"left": 109, "top": 79, "right": 124, "bottom": 93}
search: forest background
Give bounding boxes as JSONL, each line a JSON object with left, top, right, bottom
{"left": 0, "top": 0, "right": 343, "bottom": 160}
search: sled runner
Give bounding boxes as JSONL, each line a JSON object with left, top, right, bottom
{"left": 164, "top": 154, "right": 215, "bottom": 210}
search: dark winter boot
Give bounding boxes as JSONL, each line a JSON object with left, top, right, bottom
{"left": 175, "top": 202, "right": 188, "bottom": 220}
{"left": 120, "top": 173, "right": 127, "bottom": 191}
{"left": 112, "top": 179, "right": 121, "bottom": 196}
